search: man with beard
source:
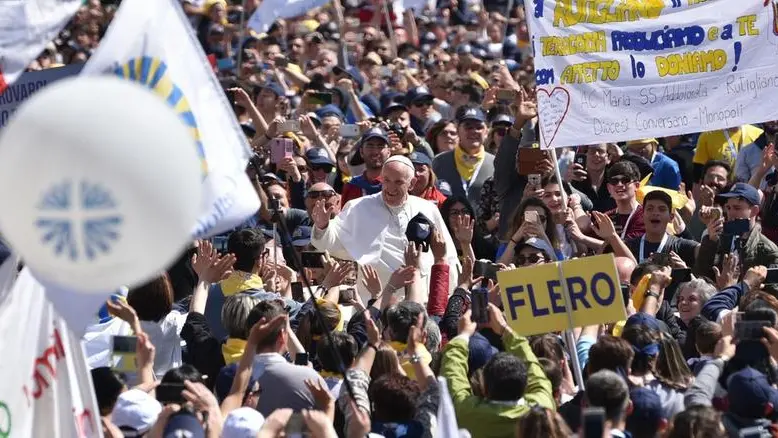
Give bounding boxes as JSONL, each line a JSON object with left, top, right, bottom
{"left": 687, "top": 160, "right": 732, "bottom": 240}
{"left": 432, "top": 106, "right": 494, "bottom": 211}
{"left": 340, "top": 127, "right": 391, "bottom": 206}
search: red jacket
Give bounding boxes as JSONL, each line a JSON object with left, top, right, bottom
{"left": 418, "top": 185, "right": 448, "bottom": 208}
{"left": 427, "top": 263, "right": 450, "bottom": 317}
{"left": 340, "top": 173, "right": 382, "bottom": 207}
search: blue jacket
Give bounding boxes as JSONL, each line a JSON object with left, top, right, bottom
{"left": 700, "top": 284, "right": 747, "bottom": 322}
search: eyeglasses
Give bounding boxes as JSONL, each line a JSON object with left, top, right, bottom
{"left": 307, "top": 190, "right": 336, "bottom": 199}
{"left": 607, "top": 176, "right": 633, "bottom": 186}
{"left": 516, "top": 254, "right": 546, "bottom": 265}
{"left": 441, "top": 130, "right": 458, "bottom": 137}
{"left": 494, "top": 127, "right": 509, "bottom": 136}
{"left": 297, "top": 165, "right": 309, "bottom": 172}
{"left": 412, "top": 100, "right": 433, "bottom": 107}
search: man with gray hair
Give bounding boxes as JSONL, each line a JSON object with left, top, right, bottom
{"left": 585, "top": 369, "right": 631, "bottom": 438}
{"left": 311, "top": 155, "right": 458, "bottom": 303}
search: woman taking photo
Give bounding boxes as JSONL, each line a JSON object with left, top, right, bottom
{"left": 498, "top": 197, "right": 558, "bottom": 265}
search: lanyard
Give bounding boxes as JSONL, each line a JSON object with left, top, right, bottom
{"left": 461, "top": 158, "right": 484, "bottom": 193}
{"left": 723, "top": 128, "right": 744, "bottom": 161}
{"left": 639, "top": 233, "right": 669, "bottom": 263}
{"left": 620, "top": 206, "right": 638, "bottom": 239}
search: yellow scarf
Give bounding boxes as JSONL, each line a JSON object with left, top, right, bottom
{"left": 389, "top": 341, "right": 432, "bottom": 379}
{"left": 222, "top": 338, "right": 247, "bottom": 365}
{"left": 454, "top": 146, "right": 485, "bottom": 183}
{"left": 220, "top": 271, "right": 264, "bottom": 297}
{"left": 319, "top": 370, "right": 343, "bottom": 379}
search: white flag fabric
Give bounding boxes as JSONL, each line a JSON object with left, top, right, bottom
{"left": 81, "top": 0, "right": 260, "bottom": 238}
{"left": 248, "top": 0, "right": 329, "bottom": 34}
{"left": 0, "top": 0, "right": 82, "bottom": 93}
{"left": 0, "top": 266, "right": 101, "bottom": 438}
{"left": 436, "top": 377, "right": 471, "bottom": 438}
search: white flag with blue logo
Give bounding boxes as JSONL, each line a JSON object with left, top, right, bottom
{"left": 248, "top": 0, "right": 329, "bottom": 34}
{"left": 81, "top": 0, "right": 259, "bottom": 238}
{"left": 0, "top": 0, "right": 82, "bottom": 94}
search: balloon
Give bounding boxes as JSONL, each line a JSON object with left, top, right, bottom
{"left": 0, "top": 76, "right": 202, "bottom": 292}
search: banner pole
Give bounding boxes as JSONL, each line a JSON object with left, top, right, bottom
{"left": 382, "top": 0, "right": 398, "bottom": 58}
{"left": 235, "top": 0, "right": 248, "bottom": 79}
{"left": 549, "top": 146, "right": 586, "bottom": 391}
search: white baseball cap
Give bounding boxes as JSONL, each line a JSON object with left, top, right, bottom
{"left": 111, "top": 389, "right": 162, "bottom": 437}
{"left": 221, "top": 407, "right": 265, "bottom": 438}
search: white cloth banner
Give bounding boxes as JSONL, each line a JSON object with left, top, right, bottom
{"left": 0, "top": 0, "right": 82, "bottom": 94}
{"left": 0, "top": 63, "right": 84, "bottom": 128}
{"left": 82, "top": 0, "right": 260, "bottom": 238}
{"left": 0, "top": 265, "right": 101, "bottom": 438}
{"left": 527, "top": 0, "right": 778, "bottom": 149}
{"left": 248, "top": 0, "right": 329, "bottom": 34}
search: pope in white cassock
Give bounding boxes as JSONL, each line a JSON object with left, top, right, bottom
{"left": 311, "top": 155, "right": 459, "bottom": 302}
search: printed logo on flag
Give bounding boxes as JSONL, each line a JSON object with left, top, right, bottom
{"left": 114, "top": 56, "right": 208, "bottom": 176}
{"left": 35, "top": 180, "right": 123, "bottom": 261}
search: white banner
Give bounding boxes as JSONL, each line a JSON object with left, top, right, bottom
{"left": 248, "top": 0, "right": 329, "bottom": 34}
{"left": 0, "top": 0, "right": 82, "bottom": 94}
{"left": 82, "top": 0, "right": 260, "bottom": 238}
{"left": 0, "top": 64, "right": 84, "bottom": 128}
{"left": 0, "top": 265, "right": 100, "bottom": 438}
{"left": 527, "top": 0, "right": 778, "bottom": 149}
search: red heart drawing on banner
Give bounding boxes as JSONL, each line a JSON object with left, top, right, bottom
{"left": 536, "top": 87, "right": 571, "bottom": 149}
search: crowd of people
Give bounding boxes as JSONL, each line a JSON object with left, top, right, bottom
{"left": 11, "top": 0, "right": 778, "bottom": 437}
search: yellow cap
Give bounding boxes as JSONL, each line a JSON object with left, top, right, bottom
{"left": 626, "top": 138, "right": 659, "bottom": 147}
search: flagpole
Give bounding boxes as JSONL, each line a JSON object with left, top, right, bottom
{"left": 382, "top": 0, "right": 398, "bottom": 58}
{"left": 549, "top": 146, "right": 586, "bottom": 391}
{"left": 235, "top": 0, "right": 248, "bottom": 79}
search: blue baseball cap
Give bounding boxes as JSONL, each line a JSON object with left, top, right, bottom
{"left": 716, "top": 182, "right": 761, "bottom": 206}
{"left": 316, "top": 104, "right": 345, "bottom": 122}
{"left": 727, "top": 367, "right": 778, "bottom": 419}
{"left": 163, "top": 411, "right": 205, "bottom": 438}
{"left": 627, "top": 387, "right": 664, "bottom": 431}
{"left": 457, "top": 107, "right": 487, "bottom": 124}
{"left": 624, "top": 312, "right": 662, "bottom": 332}
{"left": 405, "top": 86, "right": 434, "bottom": 106}
{"left": 305, "top": 147, "right": 335, "bottom": 166}
{"left": 360, "top": 126, "right": 389, "bottom": 144}
{"left": 409, "top": 151, "right": 432, "bottom": 167}
{"left": 261, "top": 82, "right": 284, "bottom": 98}
{"left": 490, "top": 113, "right": 515, "bottom": 126}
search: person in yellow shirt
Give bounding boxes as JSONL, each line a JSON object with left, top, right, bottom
{"left": 693, "top": 124, "right": 763, "bottom": 185}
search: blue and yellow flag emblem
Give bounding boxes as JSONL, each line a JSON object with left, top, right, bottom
{"left": 114, "top": 56, "right": 208, "bottom": 176}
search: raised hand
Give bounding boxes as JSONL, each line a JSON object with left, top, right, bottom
{"left": 321, "top": 261, "right": 353, "bottom": 290}
{"left": 591, "top": 211, "right": 617, "bottom": 240}
{"left": 712, "top": 254, "right": 740, "bottom": 290}
{"left": 404, "top": 242, "right": 422, "bottom": 269}
{"left": 312, "top": 199, "right": 335, "bottom": 229}
{"left": 430, "top": 229, "right": 447, "bottom": 262}
{"left": 453, "top": 215, "right": 475, "bottom": 245}
{"left": 360, "top": 264, "right": 382, "bottom": 298}
{"left": 388, "top": 265, "right": 416, "bottom": 290}
{"left": 514, "top": 87, "right": 538, "bottom": 122}
{"left": 192, "top": 240, "right": 236, "bottom": 283}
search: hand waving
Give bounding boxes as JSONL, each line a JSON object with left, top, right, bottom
{"left": 312, "top": 200, "right": 335, "bottom": 230}
{"left": 591, "top": 211, "right": 617, "bottom": 240}
{"left": 404, "top": 242, "right": 422, "bottom": 269}
{"left": 192, "top": 240, "right": 236, "bottom": 283}
{"left": 453, "top": 215, "right": 475, "bottom": 245}
{"left": 360, "top": 264, "right": 383, "bottom": 298}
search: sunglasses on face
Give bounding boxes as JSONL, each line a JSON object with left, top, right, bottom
{"left": 494, "top": 127, "right": 509, "bottom": 136}
{"left": 309, "top": 164, "right": 332, "bottom": 172}
{"left": 307, "top": 190, "right": 336, "bottom": 199}
{"left": 608, "top": 176, "right": 633, "bottom": 186}
{"left": 516, "top": 254, "right": 546, "bottom": 265}
{"left": 412, "top": 100, "right": 433, "bottom": 107}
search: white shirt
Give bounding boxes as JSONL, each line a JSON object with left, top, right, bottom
{"left": 140, "top": 310, "right": 187, "bottom": 378}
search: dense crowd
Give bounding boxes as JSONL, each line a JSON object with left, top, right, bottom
{"left": 16, "top": 0, "right": 778, "bottom": 437}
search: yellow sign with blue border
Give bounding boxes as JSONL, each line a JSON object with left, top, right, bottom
{"left": 497, "top": 254, "right": 626, "bottom": 336}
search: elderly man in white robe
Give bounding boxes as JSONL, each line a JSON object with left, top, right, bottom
{"left": 311, "top": 155, "right": 459, "bottom": 304}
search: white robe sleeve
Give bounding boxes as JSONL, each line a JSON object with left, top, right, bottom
{"left": 310, "top": 218, "right": 353, "bottom": 261}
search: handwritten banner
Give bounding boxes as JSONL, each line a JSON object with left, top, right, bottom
{"left": 497, "top": 254, "right": 626, "bottom": 336}
{"left": 527, "top": 0, "right": 778, "bottom": 148}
